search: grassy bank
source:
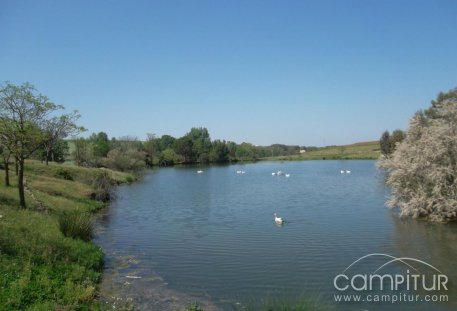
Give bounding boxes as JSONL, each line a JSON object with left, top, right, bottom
{"left": 261, "top": 141, "right": 380, "bottom": 161}
{"left": 0, "top": 161, "right": 133, "bottom": 310}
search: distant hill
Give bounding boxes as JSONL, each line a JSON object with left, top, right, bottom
{"left": 261, "top": 141, "right": 380, "bottom": 161}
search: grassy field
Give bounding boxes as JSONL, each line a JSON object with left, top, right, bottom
{"left": 261, "top": 141, "right": 380, "bottom": 161}
{"left": 0, "top": 160, "right": 133, "bottom": 310}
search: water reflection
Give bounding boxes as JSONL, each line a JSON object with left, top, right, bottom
{"left": 94, "top": 161, "right": 457, "bottom": 310}
{"left": 388, "top": 214, "right": 457, "bottom": 309}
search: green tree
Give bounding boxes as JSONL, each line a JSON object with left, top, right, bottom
{"left": 226, "top": 141, "right": 237, "bottom": 161}
{"left": 144, "top": 133, "right": 158, "bottom": 166}
{"left": 186, "top": 127, "right": 211, "bottom": 163}
{"left": 0, "top": 143, "right": 11, "bottom": 186}
{"left": 174, "top": 136, "right": 194, "bottom": 163}
{"left": 0, "top": 117, "right": 14, "bottom": 186}
{"left": 390, "top": 129, "right": 405, "bottom": 152}
{"left": 210, "top": 140, "right": 229, "bottom": 162}
{"left": 41, "top": 112, "right": 84, "bottom": 165}
{"left": 379, "top": 87, "right": 457, "bottom": 222}
{"left": 39, "top": 139, "right": 70, "bottom": 163}
{"left": 73, "top": 137, "right": 93, "bottom": 166}
{"left": 90, "top": 132, "right": 110, "bottom": 157}
{"left": 160, "top": 148, "right": 180, "bottom": 166}
{"left": 0, "top": 82, "right": 60, "bottom": 208}
{"left": 104, "top": 136, "right": 146, "bottom": 172}
{"left": 160, "top": 135, "right": 176, "bottom": 150}
{"left": 380, "top": 130, "right": 391, "bottom": 156}
{"left": 235, "top": 143, "right": 257, "bottom": 161}
{"left": 104, "top": 148, "right": 145, "bottom": 172}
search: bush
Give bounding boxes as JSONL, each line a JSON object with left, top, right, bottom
{"left": 104, "top": 148, "right": 146, "bottom": 172}
{"left": 58, "top": 211, "right": 93, "bottom": 241}
{"left": 89, "top": 171, "right": 115, "bottom": 202}
{"left": 186, "top": 303, "right": 204, "bottom": 311}
{"left": 54, "top": 168, "right": 74, "bottom": 181}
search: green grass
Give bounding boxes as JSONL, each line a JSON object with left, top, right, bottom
{"left": 261, "top": 141, "right": 380, "bottom": 161}
{"left": 58, "top": 211, "right": 93, "bottom": 241}
{"left": 185, "top": 302, "right": 205, "bottom": 311}
{"left": 0, "top": 160, "right": 133, "bottom": 310}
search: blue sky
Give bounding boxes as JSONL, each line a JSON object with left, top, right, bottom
{"left": 1, "top": 0, "right": 456, "bottom": 146}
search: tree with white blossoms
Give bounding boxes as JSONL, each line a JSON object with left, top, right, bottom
{"left": 379, "top": 87, "right": 457, "bottom": 222}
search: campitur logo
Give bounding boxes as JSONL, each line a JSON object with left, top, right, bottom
{"left": 333, "top": 253, "right": 449, "bottom": 304}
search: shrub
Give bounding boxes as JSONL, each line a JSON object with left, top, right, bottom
{"left": 58, "top": 211, "right": 93, "bottom": 241}
{"left": 89, "top": 171, "right": 115, "bottom": 202}
{"left": 186, "top": 302, "right": 204, "bottom": 311}
{"left": 104, "top": 148, "right": 146, "bottom": 172}
{"left": 54, "top": 168, "right": 74, "bottom": 181}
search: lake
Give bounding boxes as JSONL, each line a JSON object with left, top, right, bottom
{"left": 94, "top": 160, "right": 457, "bottom": 310}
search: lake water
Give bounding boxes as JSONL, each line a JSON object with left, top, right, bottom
{"left": 94, "top": 160, "right": 457, "bottom": 310}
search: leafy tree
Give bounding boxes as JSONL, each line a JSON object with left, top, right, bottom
{"left": 41, "top": 112, "right": 84, "bottom": 165}
{"left": 390, "top": 129, "right": 405, "bottom": 152}
{"left": 159, "top": 148, "right": 180, "bottom": 166}
{"left": 160, "top": 135, "right": 176, "bottom": 150}
{"left": 42, "top": 139, "right": 70, "bottom": 163}
{"left": 186, "top": 127, "right": 211, "bottom": 163}
{"left": 144, "top": 133, "right": 158, "bottom": 166}
{"left": 0, "top": 82, "right": 61, "bottom": 208}
{"left": 0, "top": 117, "right": 14, "bottom": 186}
{"left": 380, "top": 129, "right": 405, "bottom": 157}
{"left": 104, "top": 148, "right": 145, "bottom": 172}
{"left": 174, "top": 136, "right": 194, "bottom": 162}
{"left": 0, "top": 143, "right": 11, "bottom": 186}
{"left": 210, "top": 140, "right": 229, "bottom": 162}
{"left": 73, "top": 137, "right": 94, "bottom": 166}
{"left": 380, "top": 130, "right": 391, "bottom": 156}
{"left": 90, "top": 132, "right": 110, "bottom": 157}
{"left": 235, "top": 143, "right": 257, "bottom": 160}
{"left": 379, "top": 87, "right": 457, "bottom": 222}
{"left": 226, "top": 141, "right": 238, "bottom": 161}
{"left": 104, "top": 136, "right": 146, "bottom": 172}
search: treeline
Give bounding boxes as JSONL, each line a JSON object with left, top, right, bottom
{"left": 73, "top": 128, "right": 306, "bottom": 170}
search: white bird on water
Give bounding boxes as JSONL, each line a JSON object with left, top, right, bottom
{"left": 197, "top": 170, "right": 204, "bottom": 174}
{"left": 285, "top": 173, "right": 290, "bottom": 178}
{"left": 346, "top": 170, "right": 351, "bottom": 174}
{"left": 274, "top": 213, "right": 284, "bottom": 225}
{"left": 340, "top": 170, "right": 345, "bottom": 174}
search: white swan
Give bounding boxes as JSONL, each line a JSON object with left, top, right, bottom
{"left": 285, "top": 174, "right": 290, "bottom": 177}
{"left": 346, "top": 170, "right": 351, "bottom": 174}
{"left": 274, "top": 213, "right": 284, "bottom": 224}
{"left": 340, "top": 170, "right": 345, "bottom": 174}
{"left": 272, "top": 172, "right": 276, "bottom": 176}
{"left": 197, "top": 170, "right": 204, "bottom": 174}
